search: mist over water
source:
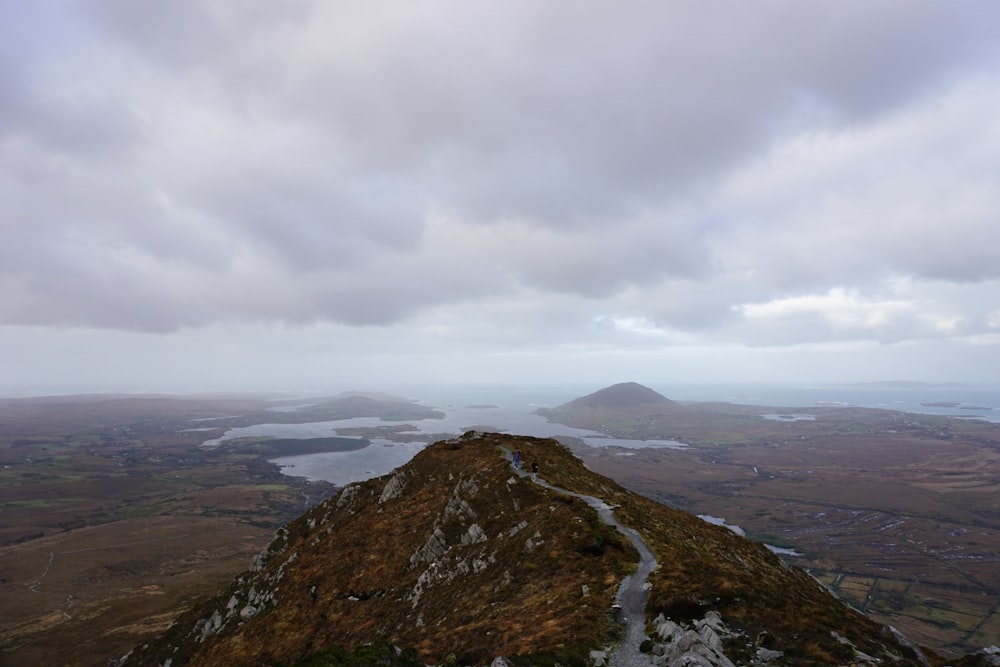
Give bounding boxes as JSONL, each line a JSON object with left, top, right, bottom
{"left": 416, "top": 382, "right": 1000, "bottom": 422}
{"left": 665, "top": 382, "right": 1000, "bottom": 422}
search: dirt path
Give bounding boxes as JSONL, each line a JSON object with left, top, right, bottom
{"left": 509, "top": 454, "right": 657, "bottom": 665}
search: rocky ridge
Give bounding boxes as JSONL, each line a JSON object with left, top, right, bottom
{"left": 122, "top": 432, "right": 967, "bottom": 666}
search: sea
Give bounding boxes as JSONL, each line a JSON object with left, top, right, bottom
{"left": 196, "top": 382, "right": 1000, "bottom": 488}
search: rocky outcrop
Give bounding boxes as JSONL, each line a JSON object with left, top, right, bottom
{"left": 648, "top": 612, "right": 738, "bottom": 667}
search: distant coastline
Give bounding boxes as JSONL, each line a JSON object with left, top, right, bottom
{"left": 821, "top": 380, "right": 971, "bottom": 389}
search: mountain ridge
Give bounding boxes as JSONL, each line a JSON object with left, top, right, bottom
{"left": 123, "top": 432, "right": 967, "bottom": 666}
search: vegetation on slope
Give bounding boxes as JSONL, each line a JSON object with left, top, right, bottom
{"left": 127, "top": 433, "right": 636, "bottom": 666}
{"left": 127, "top": 432, "right": 955, "bottom": 666}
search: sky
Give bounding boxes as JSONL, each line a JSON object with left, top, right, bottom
{"left": 3, "top": 1, "right": 1000, "bottom": 395}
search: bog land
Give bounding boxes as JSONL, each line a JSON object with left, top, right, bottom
{"left": 537, "top": 400, "right": 1000, "bottom": 657}
{"left": 0, "top": 393, "right": 445, "bottom": 666}
{"left": 2, "top": 392, "right": 999, "bottom": 664}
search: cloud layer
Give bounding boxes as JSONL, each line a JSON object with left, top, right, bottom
{"left": 3, "top": 1, "right": 1000, "bottom": 387}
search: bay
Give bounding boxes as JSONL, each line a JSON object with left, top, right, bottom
{"left": 196, "top": 382, "right": 1000, "bottom": 487}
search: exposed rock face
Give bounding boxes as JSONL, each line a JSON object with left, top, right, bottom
{"left": 123, "top": 433, "right": 945, "bottom": 667}
{"left": 651, "top": 611, "right": 738, "bottom": 667}
{"left": 378, "top": 469, "right": 409, "bottom": 503}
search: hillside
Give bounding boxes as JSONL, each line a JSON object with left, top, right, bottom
{"left": 120, "top": 432, "right": 969, "bottom": 667}
{"left": 533, "top": 383, "right": 679, "bottom": 430}
{"left": 536, "top": 385, "right": 1000, "bottom": 657}
{"left": 0, "top": 392, "right": 441, "bottom": 666}
{"left": 562, "top": 382, "right": 675, "bottom": 410}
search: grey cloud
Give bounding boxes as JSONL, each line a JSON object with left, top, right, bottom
{"left": 0, "top": 6, "right": 140, "bottom": 158}
{"left": 275, "top": 2, "right": 1000, "bottom": 229}
{"left": 82, "top": 0, "right": 313, "bottom": 71}
{"left": 500, "top": 216, "right": 711, "bottom": 299}
{"left": 2, "top": 1, "right": 999, "bottom": 348}
{"left": 202, "top": 172, "right": 424, "bottom": 272}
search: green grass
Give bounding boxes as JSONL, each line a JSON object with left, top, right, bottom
{"left": 239, "top": 483, "right": 291, "bottom": 492}
{"left": 2, "top": 499, "right": 56, "bottom": 509}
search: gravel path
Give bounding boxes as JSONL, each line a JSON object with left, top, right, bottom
{"left": 509, "top": 455, "right": 658, "bottom": 666}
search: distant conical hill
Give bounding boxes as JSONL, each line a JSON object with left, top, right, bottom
{"left": 533, "top": 383, "right": 678, "bottom": 427}
{"left": 563, "top": 382, "right": 675, "bottom": 409}
{"left": 123, "top": 433, "right": 945, "bottom": 667}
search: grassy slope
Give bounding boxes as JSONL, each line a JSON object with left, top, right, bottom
{"left": 131, "top": 433, "right": 939, "bottom": 666}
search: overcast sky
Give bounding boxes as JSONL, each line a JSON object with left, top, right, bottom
{"left": 3, "top": 1, "right": 1000, "bottom": 395}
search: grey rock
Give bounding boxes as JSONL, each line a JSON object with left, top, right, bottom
{"left": 754, "top": 647, "right": 783, "bottom": 663}
{"left": 461, "top": 522, "right": 486, "bottom": 545}
{"left": 378, "top": 471, "right": 408, "bottom": 503}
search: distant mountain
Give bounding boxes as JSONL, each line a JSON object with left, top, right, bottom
{"left": 563, "top": 382, "right": 676, "bottom": 409}
{"left": 122, "top": 433, "right": 956, "bottom": 667}
{"left": 245, "top": 394, "right": 444, "bottom": 426}
{"left": 533, "top": 382, "right": 678, "bottom": 427}
{"left": 333, "top": 390, "right": 415, "bottom": 403}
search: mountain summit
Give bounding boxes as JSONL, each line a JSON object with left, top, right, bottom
{"left": 124, "top": 433, "right": 947, "bottom": 666}
{"left": 563, "top": 382, "right": 675, "bottom": 409}
{"left": 533, "top": 383, "right": 678, "bottom": 427}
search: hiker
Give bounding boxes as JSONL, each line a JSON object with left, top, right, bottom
{"left": 513, "top": 449, "right": 522, "bottom": 469}
{"left": 531, "top": 459, "right": 538, "bottom": 481}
